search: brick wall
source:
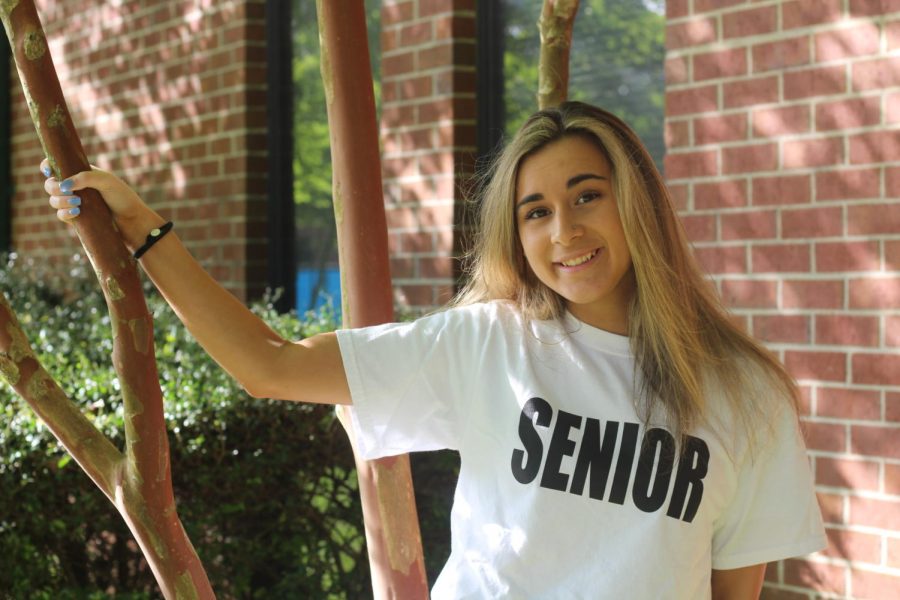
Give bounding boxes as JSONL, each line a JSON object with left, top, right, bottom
{"left": 8, "top": 0, "right": 268, "bottom": 301}
{"left": 666, "top": 1, "right": 900, "bottom": 597}
{"left": 380, "top": 0, "right": 477, "bottom": 311}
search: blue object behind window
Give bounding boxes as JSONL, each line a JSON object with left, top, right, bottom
{"left": 295, "top": 268, "right": 341, "bottom": 317}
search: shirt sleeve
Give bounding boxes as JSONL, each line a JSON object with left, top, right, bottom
{"left": 711, "top": 404, "right": 827, "bottom": 569}
{"left": 336, "top": 306, "right": 484, "bottom": 459}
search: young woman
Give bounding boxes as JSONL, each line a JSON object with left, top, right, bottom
{"left": 45, "top": 102, "right": 825, "bottom": 599}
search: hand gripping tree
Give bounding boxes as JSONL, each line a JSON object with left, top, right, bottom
{"left": 0, "top": 1, "right": 213, "bottom": 598}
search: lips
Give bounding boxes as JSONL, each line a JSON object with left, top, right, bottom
{"left": 556, "top": 248, "right": 600, "bottom": 267}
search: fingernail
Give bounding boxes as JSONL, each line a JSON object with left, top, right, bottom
{"left": 41, "top": 165, "right": 51, "bottom": 177}
{"left": 60, "top": 179, "right": 73, "bottom": 194}
{"left": 67, "top": 196, "right": 81, "bottom": 207}
{"left": 67, "top": 207, "right": 80, "bottom": 216}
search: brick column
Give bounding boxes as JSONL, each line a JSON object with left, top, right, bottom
{"left": 380, "top": 0, "right": 477, "bottom": 311}
{"left": 665, "top": 1, "right": 900, "bottom": 597}
{"left": 9, "top": 0, "right": 268, "bottom": 301}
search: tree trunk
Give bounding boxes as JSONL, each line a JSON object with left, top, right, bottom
{"left": 538, "top": 0, "right": 580, "bottom": 109}
{"left": 0, "top": 2, "right": 212, "bottom": 598}
{"left": 315, "top": 1, "right": 429, "bottom": 598}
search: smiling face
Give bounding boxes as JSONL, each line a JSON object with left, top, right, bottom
{"left": 514, "top": 134, "right": 635, "bottom": 334}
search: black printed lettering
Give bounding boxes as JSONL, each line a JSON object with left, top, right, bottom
{"left": 608, "top": 422, "right": 640, "bottom": 505}
{"left": 511, "top": 397, "right": 553, "bottom": 484}
{"left": 666, "top": 435, "right": 710, "bottom": 523}
{"left": 569, "top": 418, "right": 618, "bottom": 500}
{"left": 540, "top": 410, "right": 583, "bottom": 492}
{"left": 632, "top": 428, "right": 676, "bottom": 513}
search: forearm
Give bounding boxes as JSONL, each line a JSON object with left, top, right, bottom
{"left": 121, "top": 207, "right": 287, "bottom": 397}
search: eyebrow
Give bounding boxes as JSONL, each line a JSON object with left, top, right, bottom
{"left": 516, "top": 173, "right": 608, "bottom": 209}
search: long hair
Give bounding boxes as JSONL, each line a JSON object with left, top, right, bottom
{"left": 453, "top": 101, "right": 797, "bottom": 444}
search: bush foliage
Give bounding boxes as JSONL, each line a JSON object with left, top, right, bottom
{"left": 0, "top": 253, "right": 455, "bottom": 598}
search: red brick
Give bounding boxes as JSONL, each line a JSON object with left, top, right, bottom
{"left": 694, "top": 113, "right": 748, "bottom": 145}
{"left": 382, "top": 50, "right": 415, "bottom": 77}
{"left": 722, "top": 279, "right": 778, "bottom": 308}
{"left": 694, "top": 0, "right": 748, "bottom": 12}
{"left": 817, "top": 491, "right": 846, "bottom": 524}
{"left": 800, "top": 419, "right": 847, "bottom": 450}
{"left": 786, "top": 350, "right": 847, "bottom": 382}
{"left": 666, "top": 85, "right": 719, "bottom": 117}
{"left": 816, "top": 168, "right": 880, "bottom": 201}
{"left": 889, "top": 316, "right": 900, "bottom": 347}
{"left": 752, "top": 243, "right": 811, "bottom": 272}
{"left": 850, "top": 0, "right": 900, "bottom": 16}
{"left": 853, "top": 56, "right": 900, "bottom": 91}
{"left": 681, "top": 215, "right": 716, "bottom": 242}
{"left": 854, "top": 424, "right": 900, "bottom": 460}
{"left": 694, "top": 48, "right": 748, "bottom": 81}
{"left": 669, "top": 184, "right": 689, "bottom": 211}
{"left": 753, "top": 315, "right": 809, "bottom": 343}
{"left": 817, "top": 386, "right": 882, "bottom": 419}
{"left": 782, "top": 0, "right": 845, "bottom": 29}
{"left": 667, "top": 0, "right": 689, "bottom": 18}
{"left": 849, "top": 204, "right": 900, "bottom": 236}
{"left": 694, "top": 246, "right": 748, "bottom": 274}
{"left": 852, "top": 568, "right": 900, "bottom": 600}
{"left": 852, "top": 353, "right": 900, "bottom": 386}
{"left": 383, "top": 1, "right": 414, "bottom": 22}
{"left": 419, "top": 0, "right": 455, "bottom": 17}
{"left": 721, "top": 210, "right": 777, "bottom": 240}
{"left": 850, "top": 277, "right": 900, "bottom": 310}
{"left": 816, "top": 241, "right": 880, "bottom": 273}
{"left": 400, "top": 21, "right": 433, "bottom": 47}
{"left": 435, "top": 15, "right": 476, "bottom": 40}
{"left": 815, "top": 24, "right": 881, "bottom": 63}
{"left": 667, "top": 17, "right": 718, "bottom": 50}
{"left": 822, "top": 528, "right": 882, "bottom": 564}
{"left": 784, "top": 559, "right": 845, "bottom": 595}
{"left": 752, "top": 105, "right": 810, "bottom": 137}
{"left": 850, "top": 130, "right": 900, "bottom": 165}
{"left": 816, "top": 457, "right": 879, "bottom": 490}
{"left": 816, "top": 97, "right": 881, "bottom": 131}
{"left": 783, "top": 280, "right": 844, "bottom": 309}
{"left": 724, "top": 76, "right": 779, "bottom": 108}
{"left": 887, "top": 462, "right": 900, "bottom": 493}
{"left": 889, "top": 20, "right": 900, "bottom": 51}
{"left": 665, "top": 120, "right": 691, "bottom": 148}
{"left": 888, "top": 92, "right": 900, "bottom": 124}
{"left": 753, "top": 36, "right": 810, "bottom": 73}
{"left": 665, "top": 150, "right": 719, "bottom": 180}
{"left": 783, "top": 138, "right": 844, "bottom": 169}
{"left": 752, "top": 174, "right": 811, "bottom": 206}
{"left": 723, "top": 143, "right": 778, "bottom": 174}
{"left": 724, "top": 6, "right": 777, "bottom": 39}
{"left": 782, "top": 206, "right": 843, "bottom": 238}
{"left": 695, "top": 179, "right": 748, "bottom": 209}
{"left": 785, "top": 65, "right": 847, "bottom": 100}
{"left": 665, "top": 56, "right": 689, "bottom": 86}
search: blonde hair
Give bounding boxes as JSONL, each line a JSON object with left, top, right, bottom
{"left": 454, "top": 102, "right": 797, "bottom": 444}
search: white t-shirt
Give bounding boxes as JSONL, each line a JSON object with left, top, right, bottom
{"left": 336, "top": 301, "right": 826, "bottom": 599}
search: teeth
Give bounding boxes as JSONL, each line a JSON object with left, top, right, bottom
{"left": 560, "top": 250, "right": 597, "bottom": 267}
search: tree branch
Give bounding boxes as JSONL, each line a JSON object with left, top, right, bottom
{"left": 538, "top": 0, "right": 580, "bottom": 109}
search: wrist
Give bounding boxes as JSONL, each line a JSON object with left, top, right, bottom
{"left": 117, "top": 207, "right": 166, "bottom": 253}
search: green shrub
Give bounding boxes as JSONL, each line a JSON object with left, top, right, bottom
{"left": 0, "top": 252, "right": 457, "bottom": 598}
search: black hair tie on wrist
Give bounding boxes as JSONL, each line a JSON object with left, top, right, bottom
{"left": 133, "top": 221, "right": 174, "bottom": 260}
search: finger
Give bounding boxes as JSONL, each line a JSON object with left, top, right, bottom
{"left": 56, "top": 206, "right": 80, "bottom": 222}
{"left": 48, "top": 195, "right": 81, "bottom": 210}
{"left": 40, "top": 159, "right": 52, "bottom": 178}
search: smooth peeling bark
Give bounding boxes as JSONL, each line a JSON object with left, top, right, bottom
{"left": 1, "top": 2, "right": 212, "bottom": 598}
{"left": 538, "top": 0, "right": 580, "bottom": 109}
{"left": 316, "top": 1, "right": 429, "bottom": 597}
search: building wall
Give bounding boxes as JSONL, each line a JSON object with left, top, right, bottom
{"left": 8, "top": 0, "right": 269, "bottom": 301}
{"left": 665, "top": 1, "right": 900, "bottom": 597}
{"left": 380, "top": 0, "right": 477, "bottom": 311}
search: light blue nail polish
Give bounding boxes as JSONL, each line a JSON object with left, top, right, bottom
{"left": 68, "top": 207, "right": 80, "bottom": 216}
{"left": 41, "top": 165, "right": 51, "bottom": 177}
{"left": 60, "top": 179, "right": 73, "bottom": 194}
{"left": 68, "top": 196, "right": 81, "bottom": 207}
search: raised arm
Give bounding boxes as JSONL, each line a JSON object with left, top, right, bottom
{"left": 43, "top": 162, "right": 350, "bottom": 405}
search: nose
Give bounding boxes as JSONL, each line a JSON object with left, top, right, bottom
{"left": 550, "top": 209, "right": 583, "bottom": 245}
